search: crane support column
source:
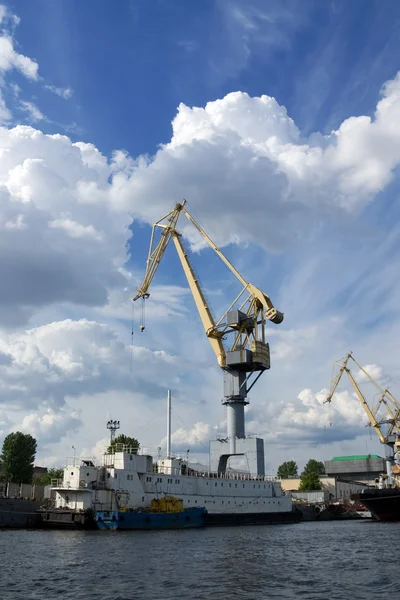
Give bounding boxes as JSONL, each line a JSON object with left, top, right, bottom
{"left": 226, "top": 399, "right": 246, "bottom": 454}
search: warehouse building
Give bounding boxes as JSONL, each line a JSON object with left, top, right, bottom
{"left": 324, "top": 454, "right": 385, "bottom": 484}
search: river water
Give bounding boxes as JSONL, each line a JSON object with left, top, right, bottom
{"left": 1, "top": 520, "right": 399, "bottom": 599}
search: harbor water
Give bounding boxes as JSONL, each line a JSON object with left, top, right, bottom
{"left": 1, "top": 520, "right": 400, "bottom": 599}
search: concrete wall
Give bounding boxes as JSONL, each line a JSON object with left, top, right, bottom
{"left": 0, "top": 482, "right": 45, "bottom": 500}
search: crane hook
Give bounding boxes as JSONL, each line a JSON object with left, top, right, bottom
{"left": 140, "top": 297, "right": 146, "bottom": 332}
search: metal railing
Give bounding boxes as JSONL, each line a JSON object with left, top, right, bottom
{"left": 154, "top": 465, "right": 277, "bottom": 482}
{"left": 105, "top": 444, "right": 140, "bottom": 454}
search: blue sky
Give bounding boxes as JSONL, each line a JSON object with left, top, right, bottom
{"left": 7, "top": 0, "right": 400, "bottom": 151}
{"left": 1, "top": 0, "right": 400, "bottom": 471}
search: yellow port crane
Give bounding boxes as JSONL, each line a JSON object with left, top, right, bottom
{"left": 325, "top": 352, "right": 400, "bottom": 485}
{"left": 133, "top": 200, "right": 284, "bottom": 473}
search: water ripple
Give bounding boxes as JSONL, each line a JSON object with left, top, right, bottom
{"left": 1, "top": 521, "right": 400, "bottom": 599}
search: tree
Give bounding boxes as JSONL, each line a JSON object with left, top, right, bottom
{"left": 299, "top": 458, "right": 325, "bottom": 491}
{"left": 108, "top": 434, "right": 140, "bottom": 454}
{"left": 0, "top": 432, "right": 37, "bottom": 483}
{"left": 299, "top": 472, "right": 322, "bottom": 491}
{"left": 33, "top": 468, "right": 63, "bottom": 486}
{"left": 301, "top": 459, "right": 325, "bottom": 476}
{"left": 277, "top": 460, "right": 298, "bottom": 479}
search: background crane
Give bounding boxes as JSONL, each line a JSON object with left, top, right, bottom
{"left": 325, "top": 352, "right": 400, "bottom": 485}
{"left": 133, "top": 200, "right": 284, "bottom": 474}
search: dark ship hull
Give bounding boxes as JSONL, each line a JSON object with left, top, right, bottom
{"left": 0, "top": 498, "right": 42, "bottom": 528}
{"left": 352, "top": 488, "right": 400, "bottom": 521}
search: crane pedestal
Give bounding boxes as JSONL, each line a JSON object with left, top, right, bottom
{"left": 209, "top": 437, "right": 265, "bottom": 477}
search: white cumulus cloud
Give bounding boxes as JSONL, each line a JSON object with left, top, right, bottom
{"left": 108, "top": 72, "right": 400, "bottom": 252}
{"left": 355, "top": 363, "right": 384, "bottom": 384}
{"left": 0, "top": 126, "right": 132, "bottom": 325}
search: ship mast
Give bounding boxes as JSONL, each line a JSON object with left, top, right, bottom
{"left": 167, "top": 390, "right": 172, "bottom": 459}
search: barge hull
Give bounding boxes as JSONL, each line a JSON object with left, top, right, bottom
{"left": 205, "top": 509, "right": 301, "bottom": 526}
{"left": 0, "top": 498, "right": 42, "bottom": 529}
{"left": 96, "top": 507, "right": 205, "bottom": 530}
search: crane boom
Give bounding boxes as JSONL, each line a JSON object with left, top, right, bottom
{"left": 133, "top": 202, "right": 184, "bottom": 301}
{"left": 171, "top": 233, "right": 225, "bottom": 367}
{"left": 325, "top": 353, "right": 385, "bottom": 444}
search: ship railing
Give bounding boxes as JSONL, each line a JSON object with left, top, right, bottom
{"left": 51, "top": 481, "right": 91, "bottom": 490}
{"left": 154, "top": 465, "right": 277, "bottom": 482}
{"left": 51, "top": 478, "right": 63, "bottom": 487}
{"left": 104, "top": 443, "right": 140, "bottom": 455}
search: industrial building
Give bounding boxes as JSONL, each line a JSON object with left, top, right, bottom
{"left": 279, "top": 455, "right": 385, "bottom": 502}
{"left": 279, "top": 476, "right": 364, "bottom": 501}
{"left": 324, "top": 455, "right": 385, "bottom": 484}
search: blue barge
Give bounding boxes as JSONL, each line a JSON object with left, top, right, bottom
{"left": 95, "top": 506, "right": 206, "bottom": 530}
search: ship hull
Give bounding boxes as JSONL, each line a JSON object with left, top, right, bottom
{"left": 40, "top": 508, "right": 97, "bottom": 529}
{"left": 352, "top": 488, "right": 400, "bottom": 521}
{"left": 95, "top": 507, "right": 206, "bottom": 530}
{"left": 205, "top": 509, "right": 301, "bottom": 526}
{"left": 0, "top": 498, "right": 42, "bottom": 529}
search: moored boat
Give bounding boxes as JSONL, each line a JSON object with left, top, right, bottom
{"left": 352, "top": 487, "right": 400, "bottom": 521}
{"left": 96, "top": 497, "right": 206, "bottom": 530}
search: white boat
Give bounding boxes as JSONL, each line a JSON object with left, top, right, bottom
{"left": 44, "top": 445, "right": 298, "bottom": 527}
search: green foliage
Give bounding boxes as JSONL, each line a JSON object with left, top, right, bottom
{"left": 277, "top": 460, "right": 298, "bottom": 479}
{"left": 299, "top": 458, "right": 325, "bottom": 491}
{"left": 0, "top": 432, "right": 37, "bottom": 483}
{"left": 33, "top": 468, "right": 64, "bottom": 486}
{"left": 299, "top": 472, "right": 322, "bottom": 491}
{"left": 108, "top": 434, "right": 140, "bottom": 454}
{"left": 302, "top": 459, "right": 325, "bottom": 476}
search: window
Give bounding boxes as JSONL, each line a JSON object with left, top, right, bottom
{"left": 243, "top": 484, "right": 245, "bottom": 488}
{"left": 71, "top": 472, "right": 74, "bottom": 476}
{"left": 221, "top": 483, "right": 223, "bottom": 487}
{"left": 229, "top": 483, "right": 231, "bottom": 488}
{"left": 235, "top": 484, "right": 237, "bottom": 488}
{"left": 130, "top": 455, "right": 132, "bottom": 460}
{"left": 215, "top": 482, "right": 217, "bottom": 487}
{"left": 114, "top": 473, "right": 117, "bottom": 479}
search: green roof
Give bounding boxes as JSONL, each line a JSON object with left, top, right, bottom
{"left": 331, "top": 455, "right": 382, "bottom": 461}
